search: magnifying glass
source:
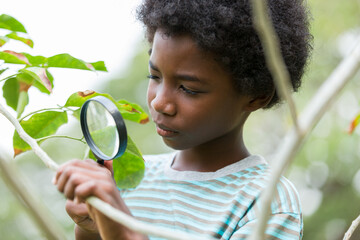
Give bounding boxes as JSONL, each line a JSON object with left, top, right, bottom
{"left": 80, "top": 96, "right": 127, "bottom": 165}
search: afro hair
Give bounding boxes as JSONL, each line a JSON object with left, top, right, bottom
{"left": 137, "top": 0, "right": 312, "bottom": 108}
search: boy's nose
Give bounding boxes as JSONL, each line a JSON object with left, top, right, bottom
{"left": 150, "top": 86, "right": 176, "bottom": 116}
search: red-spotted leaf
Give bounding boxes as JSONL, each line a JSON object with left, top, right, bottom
{"left": 0, "top": 50, "right": 30, "bottom": 64}
{"left": 64, "top": 91, "right": 115, "bottom": 107}
{"left": 116, "top": 100, "right": 149, "bottom": 124}
{"left": 2, "top": 77, "right": 19, "bottom": 111}
{"left": 13, "top": 111, "right": 68, "bottom": 156}
{"left": 47, "top": 54, "right": 107, "bottom": 72}
{"left": 64, "top": 91, "right": 149, "bottom": 124}
{"left": 19, "top": 67, "right": 52, "bottom": 93}
{"left": 6, "top": 32, "right": 33, "bottom": 48}
{"left": 349, "top": 113, "right": 360, "bottom": 134}
{"left": 0, "top": 14, "right": 27, "bottom": 33}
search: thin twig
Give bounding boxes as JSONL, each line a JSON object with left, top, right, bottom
{"left": 0, "top": 102, "right": 211, "bottom": 240}
{"left": 0, "top": 152, "right": 67, "bottom": 240}
{"left": 249, "top": 38, "right": 360, "bottom": 240}
{"left": 250, "top": 0, "right": 300, "bottom": 133}
{"left": 0, "top": 73, "right": 17, "bottom": 83}
{"left": 343, "top": 214, "right": 360, "bottom": 240}
{"left": 87, "top": 197, "right": 213, "bottom": 240}
{"left": 36, "top": 135, "right": 87, "bottom": 144}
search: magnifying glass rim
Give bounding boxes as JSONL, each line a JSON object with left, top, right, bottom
{"left": 80, "top": 96, "right": 127, "bottom": 161}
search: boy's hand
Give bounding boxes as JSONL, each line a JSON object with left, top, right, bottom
{"left": 65, "top": 200, "right": 98, "bottom": 234}
{"left": 53, "top": 159, "right": 147, "bottom": 240}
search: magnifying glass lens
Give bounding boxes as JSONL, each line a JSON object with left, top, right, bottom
{"left": 86, "top": 101, "right": 120, "bottom": 158}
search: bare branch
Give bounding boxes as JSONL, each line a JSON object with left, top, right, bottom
{"left": 250, "top": 38, "right": 360, "bottom": 239}
{"left": 0, "top": 102, "right": 211, "bottom": 240}
{"left": 0, "top": 151, "right": 67, "bottom": 240}
{"left": 250, "top": 0, "right": 300, "bottom": 132}
{"left": 87, "top": 197, "right": 213, "bottom": 240}
{"left": 0, "top": 104, "right": 59, "bottom": 171}
{"left": 343, "top": 213, "right": 360, "bottom": 240}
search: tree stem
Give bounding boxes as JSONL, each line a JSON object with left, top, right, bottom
{"left": 0, "top": 152, "right": 67, "bottom": 240}
{"left": 36, "top": 135, "right": 86, "bottom": 144}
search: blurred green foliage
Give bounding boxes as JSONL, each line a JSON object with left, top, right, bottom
{"left": 0, "top": 0, "right": 360, "bottom": 239}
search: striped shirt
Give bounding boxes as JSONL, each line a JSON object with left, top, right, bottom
{"left": 120, "top": 152, "right": 303, "bottom": 240}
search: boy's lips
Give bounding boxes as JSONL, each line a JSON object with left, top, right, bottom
{"left": 155, "top": 123, "right": 179, "bottom": 137}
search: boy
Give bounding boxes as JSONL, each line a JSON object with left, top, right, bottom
{"left": 54, "top": 0, "right": 311, "bottom": 239}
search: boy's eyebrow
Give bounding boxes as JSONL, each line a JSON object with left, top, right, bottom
{"left": 149, "top": 60, "right": 159, "bottom": 72}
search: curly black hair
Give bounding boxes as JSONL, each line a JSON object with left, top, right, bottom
{"left": 136, "top": 0, "right": 312, "bottom": 108}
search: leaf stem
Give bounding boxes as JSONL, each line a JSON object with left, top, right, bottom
{"left": 0, "top": 73, "right": 18, "bottom": 83}
{"left": 18, "top": 106, "right": 75, "bottom": 122}
{"left": 36, "top": 135, "right": 86, "bottom": 144}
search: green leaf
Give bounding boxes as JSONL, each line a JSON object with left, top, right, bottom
{"left": 2, "top": 77, "right": 19, "bottom": 111}
{"left": 47, "top": 54, "right": 107, "bottom": 71}
{"left": 113, "top": 136, "right": 145, "bottom": 189}
{"left": 0, "top": 36, "right": 9, "bottom": 47}
{"left": 0, "top": 14, "right": 27, "bottom": 33}
{"left": 88, "top": 61, "right": 107, "bottom": 71}
{"left": 0, "top": 67, "right": 8, "bottom": 76}
{"left": 6, "top": 32, "right": 33, "bottom": 48}
{"left": 22, "top": 53, "right": 47, "bottom": 66}
{"left": 88, "top": 136, "right": 145, "bottom": 189}
{"left": 116, "top": 100, "right": 149, "bottom": 124}
{"left": 16, "top": 91, "right": 28, "bottom": 118}
{"left": 13, "top": 111, "right": 68, "bottom": 156}
{"left": 71, "top": 108, "right": 81, "bottom": 120}
{"left": 19, "top": 67, "right": 52, "bottom": 93}
{"left": 0, "top": 50, "right": 30, "bottom": 64}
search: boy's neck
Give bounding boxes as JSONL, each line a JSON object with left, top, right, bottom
{"left": 171, "top": 130, "right": 250, "bottom": 172}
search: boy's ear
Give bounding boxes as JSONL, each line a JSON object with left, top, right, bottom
{"left": 245, "top": 92, "right": 274, "bottom": 112}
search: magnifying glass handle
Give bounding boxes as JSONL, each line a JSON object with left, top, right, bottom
{"left": 97, "top": 159, "right": 105, "bottom": 165}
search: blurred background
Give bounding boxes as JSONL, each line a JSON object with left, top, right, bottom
{"left": 0, "top": 0, "right": 360, "bottom": 239}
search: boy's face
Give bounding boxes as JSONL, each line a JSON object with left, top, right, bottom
{"left": 147, "top": 29, "right": 252, "bottom": 150}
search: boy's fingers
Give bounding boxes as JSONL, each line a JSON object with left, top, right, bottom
{"left": 103, "top": 160, "right": 114, "bottom": 176}
{"left": 65, "top": 199, "right": 88, "bottom": 217}
{"left": 54, "top": 159, "right": 111, "bottom": 185}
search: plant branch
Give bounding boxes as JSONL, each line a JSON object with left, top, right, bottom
{"left": 0, "top": 152, "right": 67, "bottom": 240}
{"left": 0, "top": 73, "right": 17, "bottom": 83}
{"left": 87, "top": 197, "right": 213, "bottom": 240}
{"left": 343, "top": 213, "right": 360, "bottom": 240}
{"left": 0, "top": 102, "right": 211, "bottom": 240}
{"left": 0, "top": 103, "right": 59, "bottom": 171}
{"left": 250, "top": 0, "right": 300, "bottom": 132}
{"left": 36, "top": 135, "right": 86, "bottom": 144}
{"left": 249, "top": 38, "right": 360, "bottom": 240}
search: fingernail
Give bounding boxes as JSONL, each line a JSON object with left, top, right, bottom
{"left": 52, "top": 176, "right": 56, "bottom": 185}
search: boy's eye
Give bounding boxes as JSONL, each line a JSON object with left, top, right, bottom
{"left": 180, "top": 85, "right": 199, "bottom": 95}
{"left": 147, "top": 74, "right": 159, "bottom": 80}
